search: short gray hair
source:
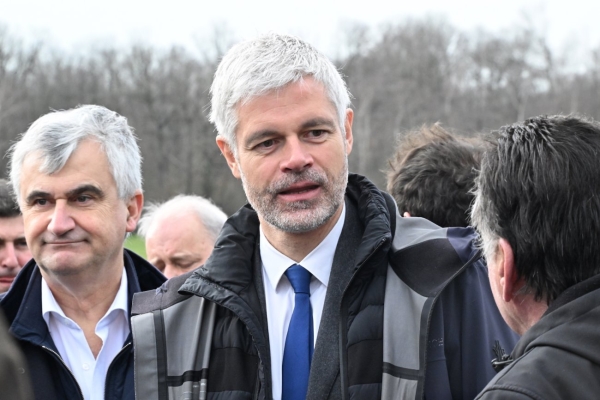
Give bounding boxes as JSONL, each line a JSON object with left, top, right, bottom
{"left": 137, "top": 194, "right": 227, "bottom": 241}
{"left": 209, "top": 33, "right": 351, "bottom": 152}
{"left": 9, "top": 105, "right": 142, "bottom": 201}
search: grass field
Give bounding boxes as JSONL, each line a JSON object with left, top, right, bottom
{"left": 125, "top": 234, "right": 147, "bottom": 259}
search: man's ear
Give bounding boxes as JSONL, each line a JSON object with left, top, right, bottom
{"left": 216, "top": 136, "right": 241, "bottom": 179}
{"left": 344, "top": 108, "right": 354, "bottom": 155}
{"left": 497, "top": 238, "right": 520, "bottom": 302}
{"left": 125, "top": 190, "right": 144, "bottom": 233}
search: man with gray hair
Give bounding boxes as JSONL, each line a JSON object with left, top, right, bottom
{"left": 0, "top": 105, "right": 166, "bottom": 400}
{"left": 137, "top": 195, "right": 227, "bottom": 278}
{"left": 0, "top": 179, "right": 31, "bottom": 293}
{"left": 473, "top": 115, "right": 600, "bottom": 399}
{"left": 132, "top": 34, "right": 516, "bottom": 400}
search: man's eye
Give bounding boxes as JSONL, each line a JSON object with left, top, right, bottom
{"left": 15, "top": 240, "right": 28, "bottom": 248}
{"left": 76, "top": 195, "right": 91, "bottom": 203}
{"left": 308, "top": 130, "right": 327, "bottom": 138}
{"left": 259, "top": 139, "right": 275, "bottom": 148}
{"left": 33, "top": 199, "right": 47, "bottom": 206}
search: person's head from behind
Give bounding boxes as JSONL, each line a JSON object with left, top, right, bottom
{"left": 0, "top": 179, "right": 31, "bottom": 293}
{"left": 137, "top": 195, "right": 227, "bottom": 278}
{"left": 211, "top": 33, "right": 354, "bottom": 238}
{"left": 471, "top": 114, "right": 600, "bottom": 334}
{"left": 8, "top": 105, "right": 143, "bottom": 282}
{"left": 386, "top": 123, "right": 483, "bottom": 227}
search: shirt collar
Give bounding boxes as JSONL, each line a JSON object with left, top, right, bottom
{"left": 260, "top": 203, "right": 346, "bottom": 291}
{"left": 42, "top": 268, "right": 129, "bottom": 327}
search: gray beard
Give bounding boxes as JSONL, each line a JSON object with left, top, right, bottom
{"left": 240, "top": 158, "right": 348, "bottom": 233}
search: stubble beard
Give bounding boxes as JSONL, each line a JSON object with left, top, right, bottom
{"left": 240, "top": 158, "right": 348, "bottom": 234}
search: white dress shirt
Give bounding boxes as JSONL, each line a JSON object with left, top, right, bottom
{"left": 261, "top": 204, "right": 346, "bottom": 400}
{"left": 42, "top": 268, "right": 130, "bottom": 400}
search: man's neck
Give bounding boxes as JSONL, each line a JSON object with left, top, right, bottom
{"left": 41, "top": 258, "right": 124, "bottom": 328}
{"left": 260, "top": 205, "right": 344, "bottom": 262}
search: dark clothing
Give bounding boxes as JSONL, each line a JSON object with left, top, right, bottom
{"left": 0, "top": 310, "right": 33, "bottom": 400}
{"left": 132, "top": 174, "right": 517, "bottom": 400}
{"left": 476, "top": 273, "right": 600, "bottom": 400}
{"left": 0, "top": 250, "right": 166, "bottom": 400}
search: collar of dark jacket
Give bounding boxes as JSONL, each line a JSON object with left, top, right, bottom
{"left": 509, "top": 273, "right": 600, "bottom": 361}
{"left": 181, "top": 173, "right": 393, "bottom": 297}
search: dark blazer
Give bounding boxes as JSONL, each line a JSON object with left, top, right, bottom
{"left": 0, "top": 250, "right": 166, "bottom": 400}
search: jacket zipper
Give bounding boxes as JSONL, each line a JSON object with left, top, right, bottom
{"left": 339, "top": 237, "right": 388, "bottom": 400}
{"left": 41, "top": 346, "right": 85, "bottom": 400}
{"left": 104, "top": 342, "right": 132, "bottom": 398}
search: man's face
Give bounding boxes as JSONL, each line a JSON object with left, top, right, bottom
{"left": 145, "top": 211, "right": 215, "bottom": 279}
{"left": 217, "top": 77, "right": 353, "bottom": 234}
{"left": 18, "top": 139, "right": 142, "bottom": 280}
{"left": 0, "top": 216, "right": 31, "bottom": 292}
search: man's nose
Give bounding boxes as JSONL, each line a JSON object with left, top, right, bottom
{"left": 47, "top": 201, "right": 76, "bottom": 236}
{"left": 0, "top": 243, "right": 20, "bottom": 269}
{"left": 281, "top": 139, "right": 313, "bottom": 172}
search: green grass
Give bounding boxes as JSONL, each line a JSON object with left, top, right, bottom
{"left": 125, "top": 234, "right": 147, "bottom": 259}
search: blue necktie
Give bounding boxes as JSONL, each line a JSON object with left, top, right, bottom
{"left": 282, "top": 264, "right": 314, "bottom": 400}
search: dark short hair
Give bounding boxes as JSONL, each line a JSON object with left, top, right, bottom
{"left": 386, "top": 123, "right": 483, "bottom": 227}
{"left": 0, "top": 179, "right": 20, "bottom": 218}
{"left": 471, "top": 114, "right": 600, "bottom": 302}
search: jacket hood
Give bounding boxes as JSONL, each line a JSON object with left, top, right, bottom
{"left": 512, "top": 273, "right": 600, "bottom": 367}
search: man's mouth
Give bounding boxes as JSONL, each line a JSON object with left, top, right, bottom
{"left": 0, "top": 277, "right": 15, "bottom": 284}
{"left": 280, "top": 183, "right": 320, "bottom": 195}
{"left": 277, "top": 182, "right": 321, "bottom": 201}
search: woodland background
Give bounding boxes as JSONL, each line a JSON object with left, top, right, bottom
{"left": 1, "top": 18, "right": 599, "bottom": 214}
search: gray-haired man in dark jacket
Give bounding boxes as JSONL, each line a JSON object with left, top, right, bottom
{"left": 132, "top": 33, "right": 517, "bottom": 400}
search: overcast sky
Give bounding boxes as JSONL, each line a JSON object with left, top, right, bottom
{"left": 1, "top": 0, "right": 599, "bottom": 62}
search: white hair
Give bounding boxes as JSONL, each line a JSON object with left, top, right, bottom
{"left": 137, "top": 194, "right": 227, "bottom": 241}
{"left": 209, "top": 33, "right": 351, "bottom": 154}
{"left": 9, "top": 105, "right": 142, "bottom": 201}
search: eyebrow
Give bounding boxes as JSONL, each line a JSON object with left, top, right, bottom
{"left": 243, "top": 117, "right": 338, "bottom": 148}
{"left": 244, "top": 130, "right": 279, "bottom": 149}
{"left": 299, "top": 117, "right": 337, "bottom": 131}
{"left": 25, "top": 190, "right": 51, "bottom": 205}
{"left": 66, "top": 184, "right": 105, "bottom": 199}
{"left": 25, "top": 184, "right": 105, "bottom": 204}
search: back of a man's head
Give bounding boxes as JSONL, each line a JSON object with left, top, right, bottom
{"left": 387, "top": 123, "right": 483, "bottom": 227}
{"left": 471, "top": 114, "right": 600, "bottom": 303}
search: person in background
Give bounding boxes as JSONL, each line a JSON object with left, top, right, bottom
{"left": 0, "top": 309, "right": 33, "bottom": 400}
{"left": 386, "top": 122, "right": 483, "bottom": 227}
{"left": 472, "top": 115, "right": 600, "bottom": 399}
{"left": 137, "top": 194, "right": 227, "bottom": 278}
{"left": 132, "top": 33, "right": 517, "bottom": 400}
{"left": 0, "top": 105, "right": 166, "bottom": 400}
{"left": 0, "top": 179, "right": 31, "bottom": 293}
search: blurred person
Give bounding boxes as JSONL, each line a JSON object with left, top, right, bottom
{"left": 0, "top": 309, "right": 33, "bottom": 400}
{"left": 472, "top": 115, "right": 600, "bottom": 399}
{"left": 137, "top": 194, "right": 227, "bottom": 278}
{"left": 132, "top": 33, "right": 517, "bottom": 400}
{"left": 0, "top": 179, "right": 31, "bottom": 293}
{"left": 0, "top": 105, "right": 166, "bottom": 400}
{"left": 386, "top": 122, "right": 483, "bottom": 227}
